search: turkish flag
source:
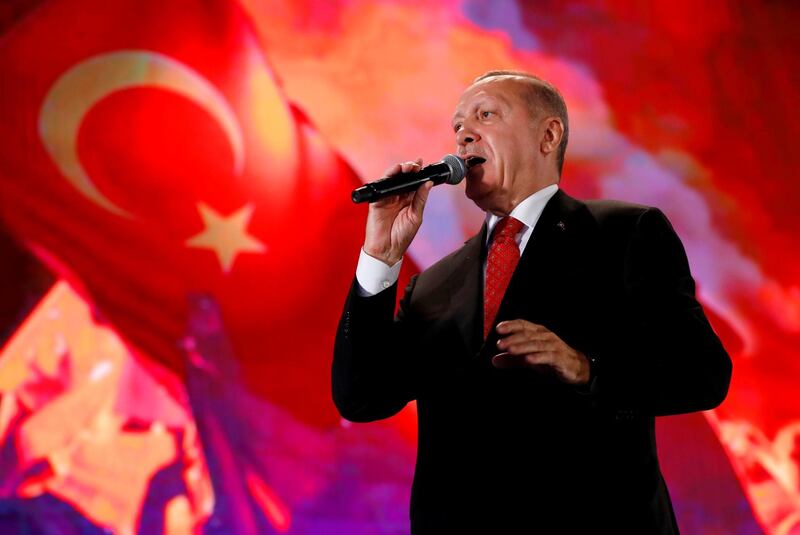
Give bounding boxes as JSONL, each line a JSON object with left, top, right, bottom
{"left": 0, "top": 0, "right": 366, "bottom": 426}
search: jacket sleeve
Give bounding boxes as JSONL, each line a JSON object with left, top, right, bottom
{"left": 598, "top": 207, "right": 732, "bottom": 416}
{"left": 331, "top": 275, "right": 422, "bottom": 422}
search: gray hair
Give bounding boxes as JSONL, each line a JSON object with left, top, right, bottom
{"left": 473, "top": 70, "right": 569, "bottom": 175}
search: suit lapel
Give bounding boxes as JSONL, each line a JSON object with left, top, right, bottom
{"left": 479, "top": 189, "right": 587, "bottom": 356}
{"left": 514, "top": 189, "right": 584, "bottom": 285}
{"left": 439, "top": 190, "right": 589, "bottom": 359}
{"left": 445, "top": 224, "right": 486, "bottom": 355}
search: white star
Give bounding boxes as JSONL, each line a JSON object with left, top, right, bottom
{"left": 185, "top": 202, "right": 266, "bottom": 273}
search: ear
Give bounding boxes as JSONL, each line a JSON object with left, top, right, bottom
{"left": 540, "top": 117, "right": 564, "bottom": 156}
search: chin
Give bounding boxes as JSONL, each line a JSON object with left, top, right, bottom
{"left": 465, "top": 181, "right": 495, "bottom": 211}
{"left": 464, "top": 180, "right": 483, "bottom": 202}
{"left": 465, "top": 171, "right": 488, "bottom": 197}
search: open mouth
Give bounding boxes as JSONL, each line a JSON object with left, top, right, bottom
{"left": 465, "top": 156, "right": 486, "bottom": 168}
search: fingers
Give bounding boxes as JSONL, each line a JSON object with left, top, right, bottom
{"left": 498, "top": 339, "right": 556, "bottom": 356}
{"left": 495, "top": 320, "right": 548, "bottom": 335}
{"left": 491, "top": 321, "right": 587, "bottom": 384}
{"left": 411, "top": 180, "right": 434, "bottom": 215}
{"left": 495, "top": 320, "right": 552, "bottom": 354}
{"left": 374, "top": 159, "right": 427, "bottom": 209}
{"left": 495, "top": 321, "right": 552, "bottom": 353}
{"left": 371, "top": 162, "right": 424, "bottom": 208}
{"left": 382, "top": 158, "right": 424, "bottom": 178}
{"left": 400, "top": 160, "right": 422, "bottom": 174}
{"left": 496, "top": 330, "right": 549, "bottom": 348}
{"left": 491, "top": 352, "right": 553, "bottom": 370}
{"left": 376, "top": 158, "right": 432, "bottom": 215}
{"left": 493, "top": 318, "right": 557, "bottom": 368}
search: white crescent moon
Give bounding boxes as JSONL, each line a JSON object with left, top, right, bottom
{"left": 39, "top": 50, "right": 245, "bottom": 218}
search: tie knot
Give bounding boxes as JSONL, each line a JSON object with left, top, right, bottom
{"left": 492, "top": 217, "right": 524, "bottom": 244}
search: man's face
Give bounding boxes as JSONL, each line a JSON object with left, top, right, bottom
{"left": 452, "top": 77, "right": 541, "bottom": 214}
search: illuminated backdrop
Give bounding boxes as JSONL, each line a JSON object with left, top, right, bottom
{"left": 0, "top": 0, "right": 798, "bottom": 533}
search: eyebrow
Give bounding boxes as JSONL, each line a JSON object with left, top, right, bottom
{"left": 451, "top": 94, "right": 509, "bottom": 125}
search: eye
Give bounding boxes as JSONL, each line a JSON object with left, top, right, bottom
{"left": 480, "top": 110, "right": 494, "bottom": 119}
{"left": 453, "top": 123, "right": 462, "bottom": 133}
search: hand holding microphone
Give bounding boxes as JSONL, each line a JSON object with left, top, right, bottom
{"left": 358, "top": 154, "right": 483, "bottom": 266}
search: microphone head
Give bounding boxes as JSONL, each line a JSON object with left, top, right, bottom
{"left": 442, "top": 154, "right": 467, "bottom": 185}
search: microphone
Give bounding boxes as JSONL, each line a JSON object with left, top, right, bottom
{"left": 351, "top": 154, "right": 480, "bottom": 204}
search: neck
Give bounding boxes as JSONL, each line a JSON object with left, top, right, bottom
{"left": 488, "top": 181, "right": 558, "bottom": 217}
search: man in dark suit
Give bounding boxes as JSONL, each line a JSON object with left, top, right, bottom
{"left": 332, "top": 70, "right": 731, "bottom": 534}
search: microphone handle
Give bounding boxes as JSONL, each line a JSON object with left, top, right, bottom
{"left": 351, "top": 164, "right": 452, "bottom": 204}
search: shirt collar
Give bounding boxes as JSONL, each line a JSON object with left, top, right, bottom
{"left": 485, "top": 184, "right": 559, "bottom": 243}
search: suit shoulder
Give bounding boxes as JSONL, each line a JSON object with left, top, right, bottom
{"left": 583, "top": 198, "right": 653, "bottom": 222}
{"left": 574, "top": 198, "right": 673, "bottom": 252}
{"left": 582, "top": 198, "right": 672, "bottom": 233}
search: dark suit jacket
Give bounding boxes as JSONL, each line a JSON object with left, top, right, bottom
{"left": 333, "top": 190, "right": 731, "bottom": 534}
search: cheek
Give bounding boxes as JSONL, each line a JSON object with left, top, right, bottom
{"left": 490, "top": 138, "right": 514, "bottom": 167}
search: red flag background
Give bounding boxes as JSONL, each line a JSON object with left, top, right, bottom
{"left": 1, "top": 0, "right": 798, "bottom": 533}
{"left": 0, "top": 0, "right": 366, "bottom": 425}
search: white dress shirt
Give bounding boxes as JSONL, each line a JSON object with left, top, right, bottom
{"left": 356, "top": 184, "right": 560, "bottom": 296}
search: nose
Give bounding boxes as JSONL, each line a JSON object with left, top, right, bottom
{"left": 456, "top": 127, "right": 480, "bottom": 147}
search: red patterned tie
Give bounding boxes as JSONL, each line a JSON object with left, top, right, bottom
{"left": 484, "top": 217, "right": 524, "bottom": 339}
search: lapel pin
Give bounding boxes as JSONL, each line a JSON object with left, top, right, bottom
{"left": 556, "top": 221, "right": 566, "bottom": 231}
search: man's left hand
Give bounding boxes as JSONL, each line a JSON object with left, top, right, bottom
{"left": 493, "top": 320, "right": 590, "bottom": 385}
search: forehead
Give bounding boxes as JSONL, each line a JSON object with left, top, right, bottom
{"left": 453, "top": 78, "right": 525, "bottom": 118}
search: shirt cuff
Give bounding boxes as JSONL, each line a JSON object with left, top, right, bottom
{"left": 355, "top": 248, "right": 402, "bottom": 296}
